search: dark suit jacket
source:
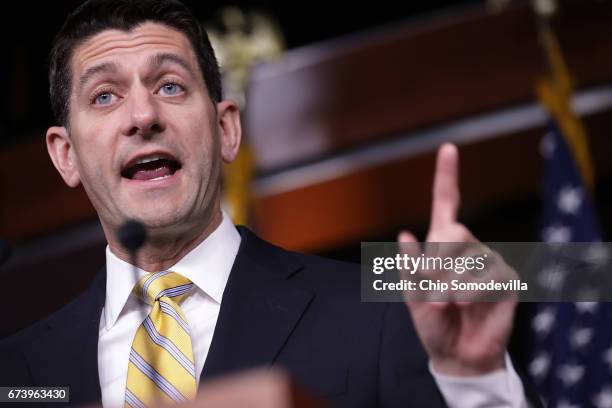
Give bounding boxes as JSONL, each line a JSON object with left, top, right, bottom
{"left": 0, "top": 227, "right": 530, "bottom": 407}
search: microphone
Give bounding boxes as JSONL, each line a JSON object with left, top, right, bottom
{"left": 0, "top": 239, "right": 12, "bottom": 267}
{"left": 118, "top": 220, "right": 147, "bottom": 254}
{"left": 117, "top": 220, "right": 147, "bottom": 281}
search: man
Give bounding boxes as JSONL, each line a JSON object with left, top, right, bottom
{"left": 0, "top": 0, "right": 536, "bottom": 407}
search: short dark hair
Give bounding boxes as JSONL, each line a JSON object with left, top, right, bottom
{"left": 49, "top": 0, "right": 222, "bottom": 127}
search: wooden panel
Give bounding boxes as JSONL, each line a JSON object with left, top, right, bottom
{"left": 0, "top": 136, "right": 94, "bottom": 241}
{"left": 253, "top": 114, "right": 612, "bottom": 251}
{"left": 252, "top": 131, "right": 539, "bottom": 251}
{"left": 247, "top": 1, "right": 612, "bottom": 171}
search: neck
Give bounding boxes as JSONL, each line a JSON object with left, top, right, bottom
{"left": 108, "top": 209, "right": 223, "bottom": 272}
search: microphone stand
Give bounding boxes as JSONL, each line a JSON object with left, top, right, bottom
{"left": 117, "top": 220, "right": 147, "bottom": 283}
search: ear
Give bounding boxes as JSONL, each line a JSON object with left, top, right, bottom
{"left": 46, "top": 126, "right": 81, "bottom": 187}
{"left": 216, "top": 100, "right": 242, "bottom": 163}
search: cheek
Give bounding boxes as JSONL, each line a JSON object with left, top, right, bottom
{"left": 183, "top": 111, "right": 220, "bottom": 163}
{"left": 71, "top": 134, "right": 116, "bottom": 184}
{"left": 74, "top": 152, "right": 107, "bottom": 189}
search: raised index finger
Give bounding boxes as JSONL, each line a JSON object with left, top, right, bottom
{"left": 430, "top": 143, "right": 460, "bottom": 232}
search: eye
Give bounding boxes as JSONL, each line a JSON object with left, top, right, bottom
{"left": 158, "top": 82, "right": 184, "bottom": 96}
{"left": 92, "top": 91, "right": 116, "bottom": 106}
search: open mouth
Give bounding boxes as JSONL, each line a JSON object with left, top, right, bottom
{"left": 121, "top": 154, "right": 182, "bottom": 181}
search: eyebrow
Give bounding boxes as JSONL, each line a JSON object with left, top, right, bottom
{"left": 147, "top": 53, "right": 197, "bottom": 81}
{"left": 76, "top": 53, "right": 198, "bottom": 94}
{"left": 78, "top": 62, "right": 119, "bottom": 93}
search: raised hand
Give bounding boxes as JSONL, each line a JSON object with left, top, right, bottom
{"left": 399, "top": 143, "right": 517, "bottom": 376}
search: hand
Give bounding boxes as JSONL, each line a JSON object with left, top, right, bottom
{"left": 399, "top": 143, "right": 517, "bottom": 376}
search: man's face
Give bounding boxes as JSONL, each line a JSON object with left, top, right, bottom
{"left": 47, "top": 23, "right": 240, "bottom": 239}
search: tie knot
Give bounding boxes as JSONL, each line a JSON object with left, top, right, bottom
{"left": 135, "top": 271, "right": 194, "bottom": 305}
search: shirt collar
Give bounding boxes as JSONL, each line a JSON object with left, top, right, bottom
{"left": 103, "top": 211, "right": 241, "bottom": 330}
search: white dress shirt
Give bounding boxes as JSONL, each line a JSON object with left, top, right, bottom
{"left": 97, "top": 211, "right": 527, "bottom": 407}
{"left": 98, "top": 212, "right": 241, "bottom": 408}
{"left": 431, "top": 354, "right": 528, "bottom": 408}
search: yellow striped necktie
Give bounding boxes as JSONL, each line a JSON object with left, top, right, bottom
{"left": 124, "top": 271, "right": 197, "bottom": 407}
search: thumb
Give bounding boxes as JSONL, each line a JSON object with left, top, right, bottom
{"left": 397, "top": 230, "right": 420, "bottom": 259}
{"left": 397, "top": 230, "right": 418, "bottom": 243}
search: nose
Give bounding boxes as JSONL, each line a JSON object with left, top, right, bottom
{"left": 120, "top": 85, "right": 165, "bottom": 138}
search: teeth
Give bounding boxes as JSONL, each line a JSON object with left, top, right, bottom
{"left": 150, "top": 174, "right": 172, "bottom": 181}
{"left": 135, "top": 155, "right": 165, "bottom": 165}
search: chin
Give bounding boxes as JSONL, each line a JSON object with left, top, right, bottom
{"left": 126, "top": 207, "right": 185, "bottom": 229}
{"left": 119, "top": 194, "right": 214, "bottom": 234}
{"left": 145, "top": 215, "right": 185, "bottom": 230}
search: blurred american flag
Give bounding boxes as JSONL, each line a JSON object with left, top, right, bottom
{"left": 528, "top": 121, "right": 611, "bottom": 408}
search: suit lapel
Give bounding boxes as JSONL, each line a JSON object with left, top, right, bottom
{"left": 201, "top": 227, "right": 314, "bottom": 380}
{"left": 24, "top": 269, "right": 105, "bottom": 405}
